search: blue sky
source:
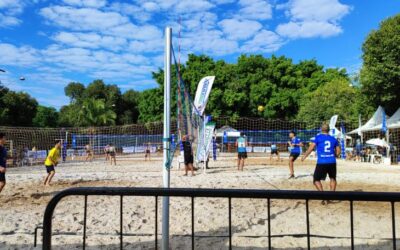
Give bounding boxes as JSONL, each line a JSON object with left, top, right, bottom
{"left": 0, "top": 0, "right": 399, "bottom": 108}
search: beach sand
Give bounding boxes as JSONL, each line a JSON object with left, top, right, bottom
{"left": 0, "top": 155, "right": 399, "bottom": 249}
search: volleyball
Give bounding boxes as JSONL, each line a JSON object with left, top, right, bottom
{"left": 258, "top": 105, "right": 264, "bottom": 112}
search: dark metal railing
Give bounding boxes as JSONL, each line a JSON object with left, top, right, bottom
{"left": 41, "top": 187, "right": 400, "bottom": 250}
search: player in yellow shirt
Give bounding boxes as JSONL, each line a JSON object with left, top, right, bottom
{"left": 44, "top": 140, "right": 62, "bottom": 186}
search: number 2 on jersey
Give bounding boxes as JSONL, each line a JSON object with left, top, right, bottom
{"left": 324, "top": 141, "right": 331, "bottom": 153}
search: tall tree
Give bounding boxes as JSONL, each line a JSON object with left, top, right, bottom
{"left": 33, "top": 106, "right": 59, "bottom": 127}
{"left": 64, "top": 82, "right": 85, "bottom": 102}
{"left": 297, "top": 79, "right": 371, "bottom": 124}
{"left": 138, "top": 88, "right": 163, "bottom": 122}
{"left": 119, "top": 90, "right": 140, "bottom": 124}
{"left": 58, "top": 104, "right": 80, "bottom": 127}
{"left": 0, "top": 91, "right": 38, "bottom": 126}
{"left": 360, "top": 14, "right": 400, "bottom": 114}
{"left": 77, "top": 98, "right": 117, "bottom": 126}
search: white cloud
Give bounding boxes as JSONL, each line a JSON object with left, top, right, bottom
{"left": 0, "top": 0, "right": 24, "bottom": 13}
{"left": 0, "top": 0, "right": 25, "bottom": 27}
{"left": 0, "top": 13, "right": 21, "bottom": 27}
{"left": 128, "top": 39, "right": 163, "bottom": 53}
{"left": 108, "top": 2, "right": 152, "bottom": 22}
{"left": 276, "top": 21, "right": 342, "bottom": 39}
{"left": 138, "top": 0, "right": 214, "bottom": 14}
{"left": 210, "top": 0, "right": 235, "bottom": 4}
{"left": 102, "top": 23, "right": 161, "bottom": 40}
{"left": 142, "top": 2, "right": 160, "bottom": 12}
{"left": 219, "top": 18, "right": 262, "bottom": 40}
{"left": 284, "top": 0, "right": 351, "bottom": 22}
{"left": 40, "top": 6, "right": 128, "bottom": 31}
{"left": 181, "top": 12, "right": 218, "bottom": 31}
{"left": 52, "top": 32, "right": 127, "bottom": 51}
{"left": 277, "top": 0, "right": 351, "bottom": 39}
{"left": 241, "top": 29, "right": 284, "bottom": 53}
{"left": 238, "top": 0, "right": 272, "bottom": 20}
{"left": 141, "top": 0, "right": 179, "bottom": 10}
{"left": 181, "top": 29, "right": 239, "bottom": 56}
{"left": 40, "top": 6, "right": 162, "bottom": 40}
{"left": 175, "top": 0, "right": 214, "bottom": 13}
{"left": 62, "top": 0, "right": 107, "bottom": 8}
{"left": 0, "top": 43, "right": 39, "bottom": 66}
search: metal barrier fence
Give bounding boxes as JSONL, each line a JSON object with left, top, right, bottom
{"left": 41, "top": 187, "right": 400, "bottom": 250}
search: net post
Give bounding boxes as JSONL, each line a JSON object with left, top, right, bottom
{"left": 203, "top": 114, "right": 207, "bottom": 174}
{"left": 162, "top": 26, "right": 172, "bottom": 250}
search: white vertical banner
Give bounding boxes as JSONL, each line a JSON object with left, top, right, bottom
{"left": 196, "top": 122, "right": 215, "bottom": 162}
{"left": 329, "top": 115, "right": 338, "bottom": 130}
{"left": 193, "top": 76, "right": 215, "bottom": 116}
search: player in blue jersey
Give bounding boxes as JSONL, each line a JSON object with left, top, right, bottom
{"left": 235, "top": 133, "right": 248, "bottom": 171}
{"left": 270, "top": 143, "right": 280, "bottom": 162}
{"left": 288, "top": 131, "right": 303, "bottom": 179}
{"left": 302, "top": 124, "right": 340, "bottom": 197}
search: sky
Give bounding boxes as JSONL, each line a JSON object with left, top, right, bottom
{"left": 0, "top": 0, "right": 399, "bottom": 108}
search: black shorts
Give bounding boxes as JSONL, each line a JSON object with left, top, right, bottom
{"left": 290, "top": 153, "right": 300, "bottom": 161}
{"left": 0, "top": 172, "right": 5, "bottom": 182}
{"left": 145, "top": 150, "right": 150, "bottom": 154}
{"left": 238, "top": 152, "right": 247, "bottom": 159}
{"left": 45, "top": 165, "right": 55, "bottom": 173}
{"left": 271, "top": 149, "right": 278, "bottom": 155}
{"left": 110, "top": 152, "right": 116, "bottom": 157}
{"left": 313, "top": 163, "right": 337, "bottom": 182}
{"left": 184, "top": 154, "right": 194, "bottom": 165}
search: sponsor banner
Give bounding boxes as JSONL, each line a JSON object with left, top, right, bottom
{"left": 196, "top": 122, "right": 216, "bottom": 162}
{"left": 329, "top": 115, "right": 338, "bottom": 130}
{"left": 253, "top": 147, "right": 266, "bottom": 153}
{"left": 193, "top": 76, "right": 215, "bottom": 116}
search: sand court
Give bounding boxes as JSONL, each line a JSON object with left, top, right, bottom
{"left": 0, "top": 156, "right": 399, "bottom": 249}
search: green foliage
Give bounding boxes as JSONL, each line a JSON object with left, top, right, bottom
{"left": 61, "top": 80, "right": 125, "bottom": 126}
{"left": 138, "top": 88, "right": 163, "bottom": 122}
{"left": 77, "top": 98, "right": 117, "bottom": 126}
{"left": 150, "top": 54, "right": 351, "bottom": 121}
{"left": 360, "top": 14, "right": 400, "bottom": 114}
{"left": 33, "top": 106, "right": 59, "bottom": 127}
{"left": 119, "top": 90, "right": 140, "bottom": 124}
{"left": 0, "top": 90, "right": 38, "bottom": 126}
{"left": 297, "top": 79, "right": 370, "bottom": 124}
{"left": 64, "top": 82, "right": 85, "bottom": 102}
{"left": 58, "top": 104, "right": 81, "bottom": 127}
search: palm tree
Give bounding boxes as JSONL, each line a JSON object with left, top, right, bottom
{"left": 78, "top": 98, "right": 116, "bottom": 126}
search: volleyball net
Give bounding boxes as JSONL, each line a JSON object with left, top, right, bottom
{"left": 1, "top": 117, "right": 379, "bottom": 167}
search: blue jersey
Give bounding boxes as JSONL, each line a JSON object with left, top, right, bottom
{"left": 315, "top": 134, "right": 339, "bottom": 164}
{"left": 237, "top": 137, "right": 247, "bottom": 153}
{"left": 0, "top": 145, "right": 7, "bottom": 168}
{"left": 271, "top": 144, "right": 277, "bottom": 150}
{"left": 290, "top": 137, "right": 301, "bottom": 154}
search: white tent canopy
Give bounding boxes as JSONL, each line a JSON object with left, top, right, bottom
{"left": 349, "top": 106, "right": 386, "bottom": 134}
{"left": 387, "top": 107, "right": 400, "bottom": 129}
{"left": 351, "top": 107, "right": 400, "bottom": 133}
{"left": 366, "top": 138, "right": 389, "bottom": 148}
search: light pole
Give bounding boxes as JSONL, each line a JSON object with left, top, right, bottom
{"left": 0, "top": 69, "right": 26, "bottom": 90}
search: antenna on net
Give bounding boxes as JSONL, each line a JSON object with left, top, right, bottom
{"left": 178, "top": 16, "right": 182, "bottom": 73}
